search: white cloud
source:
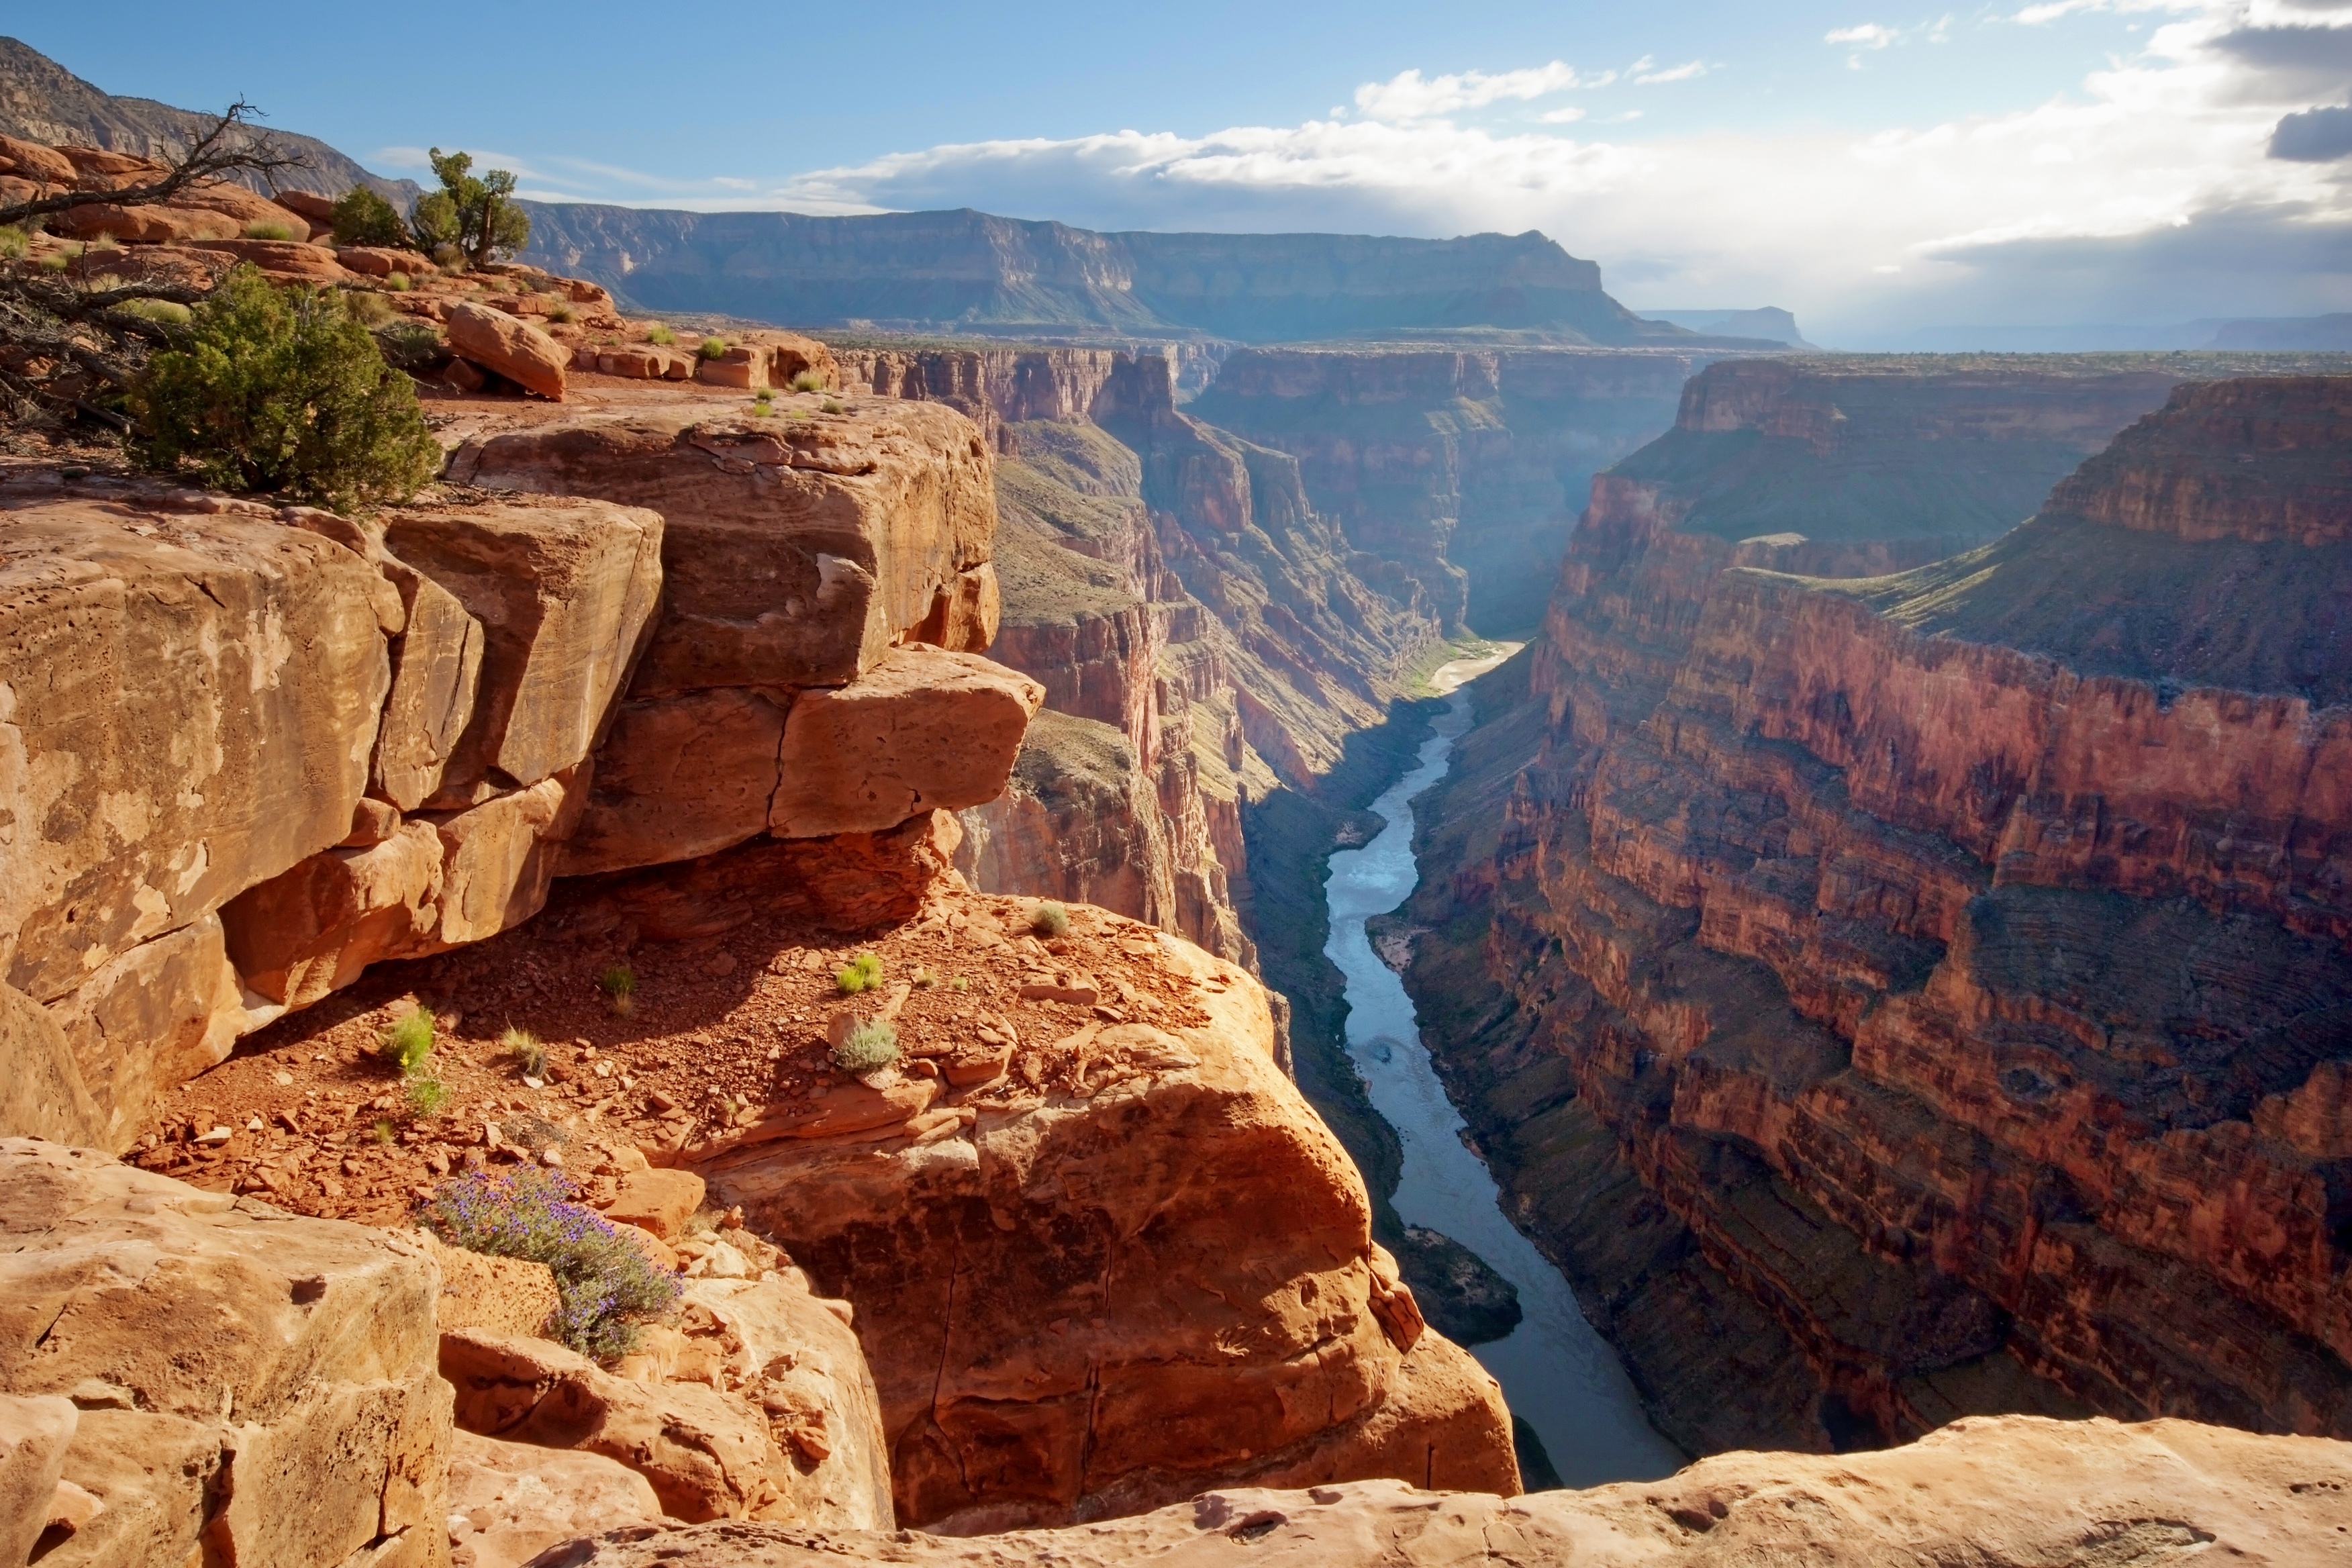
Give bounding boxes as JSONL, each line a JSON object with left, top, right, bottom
{"left": 1633, "top": 60, "right": 1711, "bottom": 83}
{"left": 517, "top": 5, "right": 2352, "bottom": 340}
{"left": 1826, "top": 23, "right": 1900, "bottom": 46}
{"left": 1352, "top": 61, "right": 1592, "bottom": 120}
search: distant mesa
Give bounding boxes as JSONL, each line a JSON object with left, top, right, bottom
{"left": 1640, "top": 307, "right": 1813, "bottom": 348}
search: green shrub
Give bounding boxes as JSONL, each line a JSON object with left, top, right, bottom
{"left": 422, "top": 1167, "right": 681, "bottom": 1361}
{"left": 405, "top": 1075, "right": 451, "bottom": 1117}
{"left": 379, "top": 1005, "right": 435, "bottom": 1074}
{"left": 646, "top": 324, "right": 675, "bottom": 346}
{"left": 373, "top": 1118, "right": 397, "bottom": 1144}
{"left": 0, "top": 225, "right": 27, "bottom": 259}
{"left": 546, "top": 301, "right": 573, "bottom": 324}
{"left": 384, "top": 271, "right": 412, "bottom": 292}
{"left": 598, "top": 964, "right": 638, "bottom": 1016}
{"left": 789, "top": 370, "right": 824, "bottom": 392}
{"left": 117, "top": 298, "right": 191, "bottom": 326}
{"left": 409, "top": 149, "right": 529, "bottom": 269}
{"left": 330, "top": 186, "right": 409, "bottom": 248}
{"left": 751, "top": 389, "right": 775, "bottom": 418}
{"left": 830, "top": 1020, "right": 900, "bottom": 1076}
{"left": 820, "top": 396, "right": 845, "bottom": 414}
{"left": 373, "top": 319, "right": 444, "bottom": 373}
{"left": 502, "top": 1025, "right": 547, "bottom": 1077}
{"left": 242, "top": 221, "right": 297, "bottom": 242}
{"left": 698, "top": 335, "right": 727, "bottom": 360}
{"left": 834, "top": 952, "right": 883, "bottom": 994}
{"left": 1029, "top": 901, "right": 1071, "bottom": 938}
{"left": 130, "top": 265, "right": 441, "bottom": 511}
{"left": 344, "top": 289, "right": 395, "bottom": 327}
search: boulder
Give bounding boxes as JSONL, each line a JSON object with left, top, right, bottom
{"left": 416, "top": 1232, "right": 562, "bottom": 1340}
{"left": 187, "top": 237, "right": 350, "bottom": 280}
{"left": 440, "top": 1329, "right": 781, "bottom": 1524}
{"left": 444, "top": 403, "right": 999, "bottom": 694}
{"left": 585, "top": 810, "right": 968, "bottom": 940}
{"left": 769, "top": 645, "right": 1044, "bottom": 838}
{"left": 380, "top": 499, "right": 663, "bottom": 799}
{"left": 593, "top": 346, "right": 695, "bottom": 381}
{"left": 0, "top": 499, "right": 391, "bottom": 1010}
{"left": 276, "top": 189, "right": 338, "bottom": 223}
{"left": 447, "top": 1430, "right": 661, "bottom": 1568}
{"left": 0, "top": 135, "right": 75, "bottom": 185}
{"left": 0, "top": 1393, "right": 76, "bottom": 1565}
{"left": 0, "top": 1141, "right": 452, "bottom": 1567}
{"left": 444, "top": 303, "right": 569, "bottom": 400}
{"left": 601, "top": 1169, "right": 706, "bottom": 1241}
{"left": 694, "top": 345, "right": 771, "bottom": 390}
{"left": 49, "top": 203, "right": 239, "bottom": 244}
{"left": 0, "top": 981, "right": 105, "bottom": 1147}
{"left": 338, "top": 246, "right": 436, "bottom": 278}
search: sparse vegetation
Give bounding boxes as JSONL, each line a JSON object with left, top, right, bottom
{"left": 409, "top": 148, "right": 530, "bottom": 270}
{"left": 242, "top": 220, "right": 297, "bottom": 242}
{"left": 405, "top": 1075, "right": 450, "bottom": 1117}
{"left": 344, "top": 289, "right": 394, "bottom": 326}
{"left": 373, "top": 1118, "right": 397, "bottom": 1144}
{"left": 834, "top": 952, "right": 884, "bottom": 994}
{"left": 546, "top": 301, "right": 573, "bottom": 324}
{"left": 789, "top": 370, "right": 824, "bottom": 392}
{"left": 831, "top": 1020, "right": 901, "bottom": 1077}
{"left": 421, "top": 1167, "right": 682, "bottom": 1361}
{"left": 502, "top": 1025, "right": 547, "bottom": 1077}
{"left": 751, "top": 389, "right": 775, "bottom": 417}
{"left": 384, "top": 271, "right": 412, "bottom": 292}
{"left": 379, "top": 1004, "right": 435, "bottom": 1075}
{"left": 1030, "top": 901, "right": 1071, "bottom": 938}
{"left": 117, "top": 298, "right": 191, "bottom": 327}
{"left": 0, "top": 226, "right": 26, "bottom": 260}
{"left": 646, "top": 324, "right": 676, "bottom": 346}
{"left": 821, "top": 396, "right": 845, "bottom": 414}
{"left": 598, "top": 964, "right": 638, "bottom": 1015}
{"left": 952, "top": 975, "right": 971, "bottom": 993}
{"left": 372, "top": 318, "right": 444, "bottom": 373}
{"left": 130, "top": 264, "right": 442, "bottom": 511}
{"left": 330, "top": 186, "right": 407, "bottom": 248}
{"left": 699, "top": 335, "right": 728, "bottom": 359}
{"left": 912, "top": 966, "right": 938, "bottom": 989}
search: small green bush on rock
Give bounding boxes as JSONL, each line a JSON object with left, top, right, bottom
{"left": 831, "top": 1020, "right": 899, "bottom": 1076}
{"left": 834, "top": 952, "right": 883, "bottom": 994}
{"left": 380, "top": 1005, "right": 435, "bottom": 1074}
{"left": 131, "top": 264, "right": 440, "bottom": 511}
{"left": 1029, "top": 901, "right": 1071, "bottom": 938}
{"left": 242, "top": 221, "right": 297, "bottom": 241}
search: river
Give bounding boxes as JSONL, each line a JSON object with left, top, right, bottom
{"left": 1322, "top": 653, "right": 1684, "bottom": 1487}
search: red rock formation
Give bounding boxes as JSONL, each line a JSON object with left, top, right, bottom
{"left": 1408, "top": 371, "right": 2352, "bottom": 1453}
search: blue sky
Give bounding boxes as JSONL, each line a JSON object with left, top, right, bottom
{"left": 18, "top": 2, "right": 2352, "bottom": 340}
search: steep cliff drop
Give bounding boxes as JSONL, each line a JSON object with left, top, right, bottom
{"left": 1404, "top": 369, "right": 2352, "bottom": 1456}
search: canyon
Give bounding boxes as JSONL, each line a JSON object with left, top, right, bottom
{"left": 5, "top": 50, "right": 2352, "bottom": 1559}
{"left": 1402, "top": 360, "right": 2352, "bottom": 1461}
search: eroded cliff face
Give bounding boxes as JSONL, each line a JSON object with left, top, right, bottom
{"left": 838, "top": 344, "right": 1444, "bottom": 969}
{"left": 1187, "top": 347, "right": 1718, "bottom": 633}
{"left": 1406, "top": 371, "right": 2352, "bottom": 1455}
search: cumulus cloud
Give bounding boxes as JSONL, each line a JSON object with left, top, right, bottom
{"left": 1351, "top": 62, "right": 1595, "bottom": 119}
{"left": 2271, "top": 102, "right": 2352, "bottom": 156}
{"left": 1826, "top": 23, "right": 1900, "bottom": 47}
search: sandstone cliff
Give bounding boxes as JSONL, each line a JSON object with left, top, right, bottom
{"left": 1405, "top": 369, "right": 2352, "bottom": 1455}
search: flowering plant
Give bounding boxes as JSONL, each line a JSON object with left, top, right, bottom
{"left": 420, "top": 1165, "right": 680, "bottom": 1360}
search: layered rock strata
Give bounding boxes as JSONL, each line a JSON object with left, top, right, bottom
{"left": 0, "top": 386, "right": 1038, "bottom": 1151}
{"left": 1187, "top": 346, "right": 1720, "bottom": 632}
{"left": 497, "top": 1416, "right": 2352, "bottom": 1567}
{"left": 1406, "top": 372, "right": 2352, "bottom": 1453}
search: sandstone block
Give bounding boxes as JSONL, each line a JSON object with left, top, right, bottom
{"left": 50, "top": 202, "right": 240, "bottom": 244}
{"left": 602, "top": 1169, "right": 707, "bottom": 1240}
{"left": 585, "top": 810, "right": 967, "bottom": 940}
{"left": 223, "top": 822, "right": 444, "bottom": 1008}
{"left": 0, "top": 1393, "right": 76, "bottom": 1565}
{"left": 445, "top": 303, "right": 570, "bottom": 401}
{"left": 418, "top": 1231, "right": 562, "bottom": 1340}
{"left": 447, "top": 1430, "right": 660, "bottom": 1568}
{"left": 381, "top": 499, "right": 663, "bottom": 798}
{"left": 0, "top": 1141, "right": 452, "bottom": 1567}
{"left": 0, "top": 501, "right": 391, "bottom": 1008}
{"left": 909, "top": 562, "right": 1000, "bottom": 653}
{"left": 769, "top": 646, "right": 1044, "bottom": 838}
{"left": 338, "top": 246, "right": 436, "bottom": 278}
{"left": 441, "top": 1329, "right": 777, "bottom": 1524}
{"left": 0, "top": 135, "right": 75, "bottom": 185}
{"left": 559, "top": 689, "right": 790, "bottom": 877}
{"left": 433, "top": 769, "right": 593, "bottom": 948}
{"left": 0, "top": 981, "right": 105, "bottom": 1147}
{"left": 693, "top": 1078, "right": 939, "bottom": 1157}
{"left": 694, "top": 346, "right": 771, "bottom": 390}
{"left": 187, "top": 237, "right": 350, "bottom": 280}
{"left": 41, "top": 1406, "right": 223, "bottom": 1567}
{"left": 444, "top": 403, "right": 999, "bottom": 694}
{"left": 373, "top": 562, "right": 487, "bottom": 812}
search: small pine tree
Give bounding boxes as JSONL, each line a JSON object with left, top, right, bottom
{"left": 130, "top": 265, "right": 441, "bottom": 511}
{"left": 330, "top": 187, "right": 408, "bottom": 248}
{"left": 410, "top": 149, "right": 530, "bottom": 271}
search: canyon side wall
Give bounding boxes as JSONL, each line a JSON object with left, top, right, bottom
{"left": 1402, "top": 361, "right": 2352, "bottom": 1457}
{"left": 1186, "top": 346, "right": 1718, "bottom": 633}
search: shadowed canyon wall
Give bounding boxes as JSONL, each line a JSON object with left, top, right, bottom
{"left": 1404, "top": 364, "right": 2352, "bottom": 1456}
